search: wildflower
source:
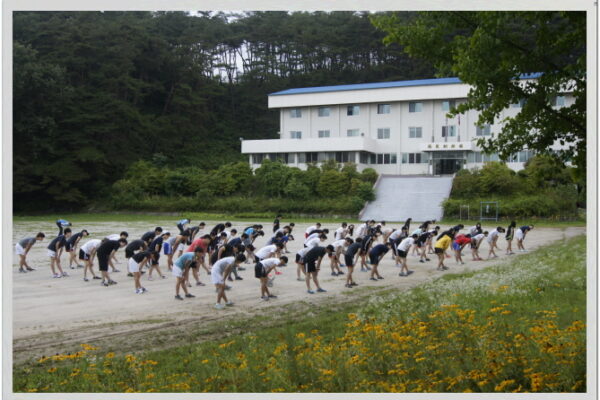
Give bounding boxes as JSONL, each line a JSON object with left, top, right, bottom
{"left": 47, "top": 367, "right": 57, "bottom": 373}
{"left": 125, "top": 354, "right": 136, "bottom": 363}
{"left": 201, "top": 359, "right": 209, "bottom": 364}
{"left": 105, "top": 352, "right": 115, "bottom": 359}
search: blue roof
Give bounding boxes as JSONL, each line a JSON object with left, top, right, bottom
{"left": 269, "top": 73, "right": 542, "bottom": 96}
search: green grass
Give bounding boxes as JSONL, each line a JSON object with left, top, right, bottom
{"left": 15, "top": 235, "right": 587, "bottom": 393}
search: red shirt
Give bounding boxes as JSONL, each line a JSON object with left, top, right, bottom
{"left": 186, "top": 238, "right": 208, "bottom": 253}
{"left": 454, "top": 234, "right": 471, "bottom": 246}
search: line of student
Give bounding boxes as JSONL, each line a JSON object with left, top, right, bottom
{"left": 15, "top": 218, "right": 534, "bottom": 308}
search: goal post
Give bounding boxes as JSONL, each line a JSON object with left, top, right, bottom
{"left": 459, "top": 204, "right": 470, "bottom": 220}
{"left": 480, "top": 201, "right": 499, "bottom": 221}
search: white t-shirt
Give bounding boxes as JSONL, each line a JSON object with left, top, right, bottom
{"left": 304, "top": 232, "right": 320, "bottom": 244}
{"left": 211, "top": 256, "right": 235, "bottom": 276}
{"left": 397, "top": 237, "right": 414, "bottom": 252}
{"left": 411, "top": 228, "right": 422, "bottom": 236}
{"left": 469, "top": 226, "right": 480, "bottom": 236}
{"left": 296, "top": 246, "right": 311, "bottom": 258}
{"left": 81, "top": 239, "right": 102, "bottom": 254}
{"left": 472, "top": 233, "right": 485, "bottom": 246}
{"left": 305, "top": 225, "right": 318, "bottom": 235}
{"left": 334, "top": 227, "right": 346, "bottom": 241}
{"left": 260, "top": 258, "right": 281, "bottom": 269}
{"left": 305, "top": 237, "right": 321, "bottom": 248}
{"left": 255, "top": 244, "right": 277, "bottom": 260}
{"left": 331, "top": 239, "right": 346, "bottom": 250}
{"left": 106, "top": 234, "right": 120, "bottom": 241}
{"left": 356, "top": 224, "right": 368, "bottom": 237}
{"left": 487, "top": 230, "right": 499, "bottom": 243}
{"left": 389, "top": 230, "right": 403, "bottom": 241}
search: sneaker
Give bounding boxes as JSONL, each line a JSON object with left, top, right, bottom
{"left": 93, "top": 276, "right": 102, "bottom": 280}
{"left": 345, "top": 284, "right": 353, "bottom": 288}
{"left": 337, "top": 271, "right": 344, "bottom": 275}
{"left": 61, "top": 272, "right": 69, "bottom": 277}
{"left": 175, "top": 295, "right": 183, "bottom": 300}
{"left": 52, "top": 273, "right": 61, "bottom": 278}
{"left": 261, "top": 296, "right": 270, "bottom": 301}
{"left": 369, "top": 277, "right": 378, "bottom": 281}
{"left": 235, "top": 276, "right": 243, "bottom": 280}
{"left": 214, "top": 303, "right": 225, "bottom": 309}
{"left": 268, "top": 295, "right": 277, "bottom": 299}
{"left": 141, "top": 287, "right": 148, "bottom": 293}
{"left": 351, "top": 282, "right": 358, "bottom": 286}
{"left": 225, "top": 301, "right": 234, "bottom": 306}
{"left": 113, "top": 269, "right": 120, "bottom": 273}
{"left": 225, "top": 285, "right": 232, "bottom": 290}
{"left": 365, "top": 266, "right": 372, "bottom": 271}
{"left": 407, "top": 270, "right": 414, "bottom": 275}
{"left": 135, "top": 288, "right": 142, "bottom": 294}
{"left": 185, "top": 293, "right": 195, "bottom": 298}
{"left": 70, "top": 266, "right": 75, "bottom": 269}
{"left": 187, "top": 283, "right": 192, "bottom": 287}
{"left": 378, "top": 276, "right": 384, "bottom": 280}
{"left": 83, "top": 277, "right": 89, "bottom": 282}
{"left": 317, "top": 288, "right": 327, "bottom": 293}
{"left": 331, "top": 272, "right": 338, "bottom": 276}
{"left": 127, "top": 273, "right": 133, "bottom": 277}
{"left": 275, "top": 271, "right": 282, "bottom": 275}
{"left": 108, "top": 280, "right": 117, "bottom": 285}
{"left": 101, "top": 281, "right": 109, "bottom": 287}
{"left": 18, "top": 268, "right": 26, "bottom": 273}
{"left": 161, "top": 275, "right": 166, "bottom": 279}
{"left": 339, "top": 264, "right": 346, "bottom": 267}
{"left": 419, "top": 260, "right": 425, "bottom": 263}
{"left": 307, "top": 290, "right": 315, "bottom": 294}
{"left": 77, "top": 264, "right": 84, "bottom": 268}
{"left": 227, "top": 276, "right": 234, "bottom": 282}
{"left": 399, "top": 272, "right": 407, "bottom": 277}
{"left": 297, "top": 278, "right": 304, "bottom": 281}
{"left": 237, "top": 267, "right": 246, "bottom": 271}
{"left": 26, "top": 267, "right": 35, "bottom": 271}
{"left": 196, "top": 282, "right": 206, "bottom": 286}
{"left": 426, "top": 258, "right": 431, "bottom": 261}
{"left": 442, "top": 266, "right": 449, "bottom": 270}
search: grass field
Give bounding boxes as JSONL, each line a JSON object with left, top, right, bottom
{"left": 14, "top": 235, "right": 586, "bottom": 393}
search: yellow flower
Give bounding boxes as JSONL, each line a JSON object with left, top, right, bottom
{"left": 201, "top": 359, "right": 209, "bottom": 364}
{"left": 47, "top": 367, "right": 57, "bottom": 373}
{"left": 296, "top": 332, "right": 305, "bottom": 339}
{"left": 501, "top": 310, "right": 512, "bottom": 315}
{"left": 105, "top": 352, "right": 115, "bottom": 359}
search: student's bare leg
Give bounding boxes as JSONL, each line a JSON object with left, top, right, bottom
{"left": 134, "top": 272, "right": 142, "bottom": 290}
{"left": 312, "top": 272, "right": 321, "bottom": 290}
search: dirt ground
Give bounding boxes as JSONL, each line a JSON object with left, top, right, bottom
{"left": 11, "top": 219, "right": 585, "bottom": 364}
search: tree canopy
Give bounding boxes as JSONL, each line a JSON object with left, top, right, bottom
{"left": 372, "top": 11, "right": 586, "bottom": 171}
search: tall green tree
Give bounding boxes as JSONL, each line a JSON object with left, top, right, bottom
{"left": 372, "top": 11, "right": 586, "bottom": 171}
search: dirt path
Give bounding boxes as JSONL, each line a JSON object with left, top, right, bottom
{"left": 11, "top": 219, "right": 585, "bottom": 364}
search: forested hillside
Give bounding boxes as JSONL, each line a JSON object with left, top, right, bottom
{"left": 13, "top": 11, "right": 434, "bottom": 211}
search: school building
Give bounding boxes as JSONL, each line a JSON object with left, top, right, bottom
{"left": 240, "top": 74, "right": 571, "bottom": 175}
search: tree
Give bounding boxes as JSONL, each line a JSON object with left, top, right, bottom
{"left": 372, "top": 12, "right": 586, "bottom": 170}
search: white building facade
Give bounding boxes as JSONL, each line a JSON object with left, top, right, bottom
{"left": 241, "top": 76, "right": 571, "bottom": 175}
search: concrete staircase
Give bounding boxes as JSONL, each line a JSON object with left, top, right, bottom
{"left": 360, "top": 175, "right": 454, "bottom": 222}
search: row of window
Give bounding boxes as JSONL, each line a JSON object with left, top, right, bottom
{"left": 290, "top": 96, "right": 566, "bottom": 118}
{"left": 467, "top": 150, "right": 535, "bottom": 163}
{"left": 288, "top": 125, "right": 466, "bottom": 139}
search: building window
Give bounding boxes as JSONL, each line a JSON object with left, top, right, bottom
{"left": 299, "top": 152, "right": 318, "bottom": 163}
{"left": 377, "top": 128, "right": 390, "bottom": 139}
{"left": 409, "top": 127, "right": 423, "bottom": 138}
{"left": 318, "top": 152, "right": 335, "bottom": 162}
{"left": 359, "top": 152, "right": 370, "bottom": 164}
{"left": 475, "top": 124, "right": 491, "bottom": 136}
{"left": 442, "top": 125, "right": 456, "bottom": 137}
{"left": 551, "top": 96, "right": 565, "bottom": 107}
{"left": 318, "top": 107, "right": 330, "bottom": 117}
{"left": 402, "top": 153, "right": 428, "bottom": 164}
{"left": 511, "top": 99, "right": 526, "bottom": 108}
{"left": 442, "top": 100, "right": 455, "bottom": 111}
{"left": 370, "top": 153, "right": 376, "bottom": 164}
{"left": 347, "top": 129, "right": 360, "bottom": 137}
{"left": 286, "top": 153, "right": 295, "bottom": 164}
{"left": 252, "top": 154, "right": 265, "bottom": 164}
{"left": 268, "top": 153, "right": 289, "bottom": 163}
{"left": 290, "top": 108, "right": 302, "bottom": 118}
{"left": 377, "top": 104, "right": 391, "bottom": 114}
{"left": 335, "top": 152, "right": 350, "bottom": 163}
{"left": 409, "top": 102, "right": 423, "bottom": 113}
{"left": 318, "top": 130, "right": 330, "bottom": 138}
{"left": 290, "top": 131, "right": 302, "bottom": 139}
{"left": 347, "top": 105, "right": 360, "bottom": 116}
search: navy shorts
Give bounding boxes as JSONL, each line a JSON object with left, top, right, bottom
{"left": 368, "top": 253, "right": 380, "bottom": 265}
{"left": 452, "top": 242, "right": 461, "bottom": 251}
{"left": 344, "top": 254, "right": 354, "bottom": 267}
{"left": 254, "top": 262, "right": 267, "bottom": 278}
{"left": 97, "top": 255, "right": 109, "bottom": 271}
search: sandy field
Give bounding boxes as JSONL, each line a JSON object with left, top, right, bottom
{"left": 11, "top": 219, "right": 585, "bottom": 363}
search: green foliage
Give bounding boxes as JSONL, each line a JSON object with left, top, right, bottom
{"left": 317, "top": 170, "right": 348, "bottom": 197}
{"left": 360, "top": 168, "right": 378, "bottom": 184}
{"left": 372, "top": 11, "right": 586, "bottom": 171}
{"left": 478, "top": 162, "right": 520, "bottom": 195}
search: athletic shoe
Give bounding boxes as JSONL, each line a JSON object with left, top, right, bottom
{"left": 127, "top": 273, "right": 133, "bottom": 277}
{"left": 442, "top": 266, "right": 449, "bottom": 270}
{"left": 26, "top": 267, "right": 35, "bottom": 271}
{"left": 425, "top": 258, "right": 431, "bottom": 261}
{"left": 378, "top": 276, "right": 384, "bottom": 280}
{"left": 135, "top": 288, "right": 142, "bottom": 294}
{"left": 83, "top": 277, "right": 89, "bottom": 282}
{"left": 399, "top": 272, "right": 407, "bottom": 277}
{"left": 297, "top": 278, "right": 304, "bottom": 281}
{"left": 101, "top": 281, "right": 109, "bottom": 287}
{"left": 214, "top": 303, "right": 225, "bottom": 309}
{"left": 225, "top": 285, "right": 232, "bottom": 290}
{"left": 225, "top": 301, "right": 234, "bottom": 306}
{"left": 268, "top": 295, "right": 277, "bottom": 299}
{"left": 235, "top": 276, "right": 243, "bottom": 280}
{"left": 196, "top": 282, "right": 206, "bottom": 286}
{"left": 407, "top": 270, "right": 414, "bottom": 275}
{"left": 337, "top": 271, "right": 344, "bottom": 275}
{"left": 77, "top": 264, "right": 84, "bottom": 268}
{"left": 275, "top": 271, "right": 282, "bottom": 275}
{"left": 108, "top": 279, "right": 117, "bottom": 285}
{"left": 161, "top": 275, "right": 166, "bottom": 279}
{"left": 93, "top": 276, "right": 102, "bottom": 280}
{"left": 141, "top": 287, "right": 148, "bottom": 293}
{"left": 187, "top": 283, "right": 192, "bottom": 287}
{"left": 175, "top": 295, "right": 183, "bottom": 300}
{"left": 307, "top": 290, "right": 315, "bottom": 294}
{"left": 237, "top": 267, "right": 246, "bottom": 271}
{"left": 261, "top": 296, "right": 269, "bottom": 301}
{"left": 369, "top": 277, "right": 378, "bottom": 281}
{"left": 70, "top": 266, "right": 75, "bottom": 269}
{"left": 317, "top": 288, "right": 327, "bottom": 293}
{"left": 61, "top": 272, "right": 69, "bottom": 277}
{"left": 365, "top": 266, "right": 372, "bottom": 271}
{"left": 18, "top": 268, "right": 26, "bottom": 273}
{"left": 185, "top": 293, "right": 195, "bottom": 298}
{"left": 339, "top": 264, "right": 346, "bottom": 267}
{"left": 331, "top": 272, "right": 338, "bottom": 276}
{"left": 345, "top": 284, "right": 353, "bottom": 288}
{"left": 351, "top": 282, "right": 358, "bottom": 286}
{"left": 227, "top": 276, "right": 234, "bottom": 282}
{"left": 419, "top": 260, "right": 425, "bottom": 263}
{"left": 113, "top": 269, "right": 120, "bottom": 273}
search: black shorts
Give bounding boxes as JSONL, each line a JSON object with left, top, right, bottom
{"left": 305, "top": 261, "right": 317, "bottom": 273}
{"left": 397, "top": 250, "right": 407, "bottom": 258}
{"left": 189, "top": 261, "right": 198, "bottom": 269}
{"left": 470, "top": 242, "right": 477, "bottom": 249}
{"left": 65, "top": 243, "right": 75, "bottom": 252}
{"left": 97, "top": 254, "right": 109, "bottom": 271}
{"left": 125, "top": 248, "right": 135, "bottom": 258}
{"left": 295, "top": 253, "right": 303, "bottom": 263}
{"left": 416, "top": 240, "right": 426, "bottom": 248}
{"left": 78, "top": 249, "right": 89, "bottom": 261}
{"left": 254, "top": 262, "right": 267, "bottom": 278}
{"left": 434, "top": 247, "right": 444, "bottom": 254}
{"left": 368, "top": 253, "right": 380, "bottom": 265}
{"left": 389, "top": 240, "right": 399, "bottom": 256}
{"left": 151, "top": 252, "right": 160, "bottom": 265}
{"left": 344, "top": 254, "right": 354, "bottom": 267}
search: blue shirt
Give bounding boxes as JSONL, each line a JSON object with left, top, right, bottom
{"left": 175, "top": 252, "right": 195, "bottom": 269}
{"left": 369, "top": 244, "right": 389, "bottom": 257}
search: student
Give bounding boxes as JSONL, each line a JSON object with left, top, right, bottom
{"left": 79, "top": 239, "right": 103, "bottom": 281}
{"left": 305, "top": 223, "right": 321, "bottom": 238}
{"left": 487, "top": 227, "right": 506, "bottom": 259}
{"left": 162, "top": 234, "right": 177, "bottom": 272}
{"left": 334, "top": 222, "right": 348, "bottom": 241}
{"left": 343, "top": 238, "right": 361, "bottom": 288}
{"left": 329, "top": 238, "right": 350, "bottom": 276}
{"left": 187, "top": 222, "right": 205, "bottom": 245}
{"left": 147, "top": 232, "right": 169, "bottom": 280}
{"left": 210, "top": 243, "right": 244, "bottom": 281}
{"left": 516, "top": 225, "right": 534, "bottom": 252}
{"left": 368, "top": 242, "right": 392, "bottom": 280}
{"left": 416, "top": 228, "right": 437, "bottom": 263}
{"left": 470, "top": 231, "right": 489, "bottom": 261}
{"left": 380, "top": 221, "right": 393, "bottom": 243}
{"left": 303, "top": 245, "right": 333, "bottom": 294}
{"left": 141, "top": 227, "right": 163, "bottom": 245}
{"left": 305, "top": 233, "right": 327, "bottom": 249}
{"left": 359, "top": 232, "right": 377, "bottom": 271}
{"left": 256, "top": 256, "right": 288, "bottom": 300}
{"left": 173, "top": 248, "right": 204, "bottom": 300}
{"left": 388, "top": 227, "right": 405, "bottom": 260}
{"left": 397, "top": 234, "right": 418, "bottom": 276}
{"left": 210, "top": 222, "right": 232, "bottom": 237}
{"left": 402, "top": 217, "right": 412, "bottom": 231}
{"left": 453, "top": 233, "right": 471, "bottom": 265}
{"left": 212, "top": 254, "right": 246, "bottom": 309}
{"left": 56, "top": 219, "right": 71, "bottom": 235}
{"left": 105, "top": 231, "right": 129, "bottom": 273}
{"left": 128, "top": 251, "right": 158, "bottom": 294}
{"left": 65, "top": 229, "right": 89, "bottom": 269}
{"left": 273, "top": 214, "right": 282, "bottom": 233}
{"left": 437, "top": 227, "right": 457, "bottom": 259}
{"left": 433, "top": 233, "right": 452, "bottom": 271}
{"left": 346, "top": 224, "right": 355, "bottom": 237}
{"left": 176, "top": 218, "right": 191, "bottom": 234}
{"left": 295, "top": 246, "right": 311, "bottom": 282}
{"left": 255, "top": 243, "right": 284, "bottom": 261}
{"left": 505, "top": 221, "right": 517, "bottom": 255}
{"left": 426, "top": 226, "right": 441, "bottom": 255}
{"left": 125, "top": 239, "right": 148, "bottom": 276}
{"left": 468, "top": 223, "right": 483, "bottom": 238}
{"left": 47, "top": 228, "right": 72, "bottom": 278}
{"left": 96, "top": 238, "right": 127, "bottom": 286}
{"left": 409, "top": 226, "right": 423, "bottom": 256}
{"left": 16, "top": 232, "right": 45, "bottom": 272}
{"left": 186, "top": 234, "right": 212, "bottom": 275}
{"left": 356, "top": 221, "right": 369, "bottom": 239}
